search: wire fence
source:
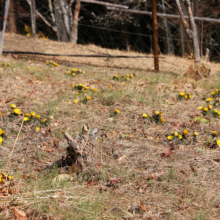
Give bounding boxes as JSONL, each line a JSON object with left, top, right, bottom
{"left": 2, "top": 0, "right": 220, "bottom": 72}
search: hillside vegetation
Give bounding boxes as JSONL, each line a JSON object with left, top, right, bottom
{"left": 1, "top": 35, "right": 220, "bottom": 219}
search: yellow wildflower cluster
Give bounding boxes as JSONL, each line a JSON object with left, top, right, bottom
{"left": 0, "top": 172, "right": 13, "bottom": 184}
{"left": 72, "top": 84, "right": 97, "bottom": 94}
{"left": 178, "top": 92, "right": 192, "bottom": 100}
{"left": 112, "top": 73, "right": 134, "bottom": 82}
{"left": 0, "top": 128, "right": 6, "bottom": 146}
{"left": 199, "top": 105, "right": 220, "bottom": 119}
{"left": 66, "top": 69, "right": 85, "bottom": 76}
{"left": 167, "top": 129, "right": 195, "bottom": 141}
{"left": 0, "top": 62, "right": 11, "bottom": 68}
{"left": 46, "top": 60, "right": 59, "bottom": 67}
{"left": 23, "top": 111, "right": 43, "bottom": 122}
{"left": 143, "top": 111, "right": 165, "bottom": 124}
{"left": 11, "top": 104, "right": 20, "bottom": 115}
{"left": 10, "top": 104, "right": 48, "bottom": 126}
{"left": 211, "top": 89, "right": 220, "bottom": 98}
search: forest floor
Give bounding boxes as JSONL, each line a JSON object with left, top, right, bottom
{"left": 0, "top": 34, "right": 220, "bottom": 219}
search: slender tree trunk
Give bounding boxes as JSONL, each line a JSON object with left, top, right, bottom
{"left": 70, "top": 0, "right": 81, "bottom": 44}
{"left": 160, "top": 0, "right": 174, "bottom": 54}
{"left": 54, "top": 0, "right": 69, "bottom": 42}
{"left": 152, "top": 0, "right": 159, "bottom": 71}
{"left": 7, "top": 0, "right": 16, "bottom": 33}
{"left": 0, "top": 0, "right": 10, "bottom": 55}
{"left": 30, "top": 0, "right": 36, "bottom": 38}
{"left": 176, "top": 0, "right": 200, "bottom": 60}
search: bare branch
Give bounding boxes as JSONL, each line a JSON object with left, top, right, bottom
{"left": 26, "top": 0, "right": 57, "bottom": 33}
{"left": 48, "top": 0, "right": 57, "bottom": 27}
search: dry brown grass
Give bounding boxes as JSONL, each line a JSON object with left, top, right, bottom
{"left": 1, "top": 36, "right": 220, "bottom": 219}
{"left": 5, "top": 33, "right": 220, "bottom": 77}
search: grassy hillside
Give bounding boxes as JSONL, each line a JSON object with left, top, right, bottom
{"left": 1, "top": 36, "right": 220, "bottom": 219}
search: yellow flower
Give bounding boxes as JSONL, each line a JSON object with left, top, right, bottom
{"left": 214, "top": 109, "right": 218, "bottom": 113}
{"left": 159, "top": 112, "right": 163, "bottom": 117}
{"left": 184, "top": 95, "right": 188, "bottom": 99}
{"left": 121, "top": 82, "right": 125, "bottom": 86}
{"left": 194, "top": 132, "right": 198, "bottom": 136}
{"left": 76, "top": 92, "right": 79, "bottom": 95}
{"left": 198, "top": 106, "right": 204, "bottom": 110}
{"left": 24, "top": 113, "right": 30, "bottom": 117}
{"left": 109, "top": 85, "right": 112, "bottom": 88}
{"left": 212, "top": 91, "right": 216, "bottom": 95}
{"left": 167, "top": 135, "right": 173, "bottom": 140}
{"left": 24, "top": 117, "right": 29, "bottom": 122}
{"left": 208, "top": 104, "right": 212, "bottom": 110}
{"left": 43, "top": 119, "right": 47, "bottom": 123}
{"left": 36, "top": 127, "right": 40, "bottom": 132}
{"left": 93, "top": 88, "right": 97, "bottom": 92}
{"left": 36, "top": 115, "right": 41, "bottom": 119}
{"left": 212, "top": 131, "right": 218, "bottom": 136}
{"left": 204, "top": 108, "right": 209, "bottom": 112}
{"left": 179, "top": 92, "right": 185, "bottom": 96}
{"left": 160, "top": 117, "right": 165, "bottom": 123}
{"left": 86, "top": 96, "right": 91, "bottom": 100}
{"left": 0, "top": 129, "right": 5, "bottom": 135}
{"left": 114, "top": 75, "right": 118, "bottom": 78}
{"left": 174, "top": 131, "right": 178, "bottom": 136}
{"left": 14, "top": 108, "right": 20, "bottom": 114}
{"left": 183, "top": 129, "right": 188, "bottom": 135}
{"left": 218, "top": 99, "right": 220, "bottom": 103}
{"left": 85, "top": 86, "right": 90, "bottom": 90}
{"left": 154, "top": 111, "right": 159, "bottom": 115}
{"left": 0, "top": 137, "right": 3, "bottom": 145}
{"left": 7, "top": 175, "right": 12, "bottom": 180}
{"left": 127, "top": 78, "right": 130, "bottom": 81}
{"left": 74, "top": 99, "right": 78, "bottom": 104}
{"left": 11, "top": 104, "right": 16, "bottom": 109}
{"left": 31, "top": 111, "right": 36, "bottom": 117}
{"left": 0, "top": 178, "right": 2, "bottom": 183}
{"left": 206, "top": 98, "right": 212, "bottom": 102}
{"left": 178, "top": 134, "right": 182, "bottom": 140}
{"left": 72, "top": 73, "right": 76, "bottom": 76}
{"left": 217, "top": 140, "right": 220, "bottom": 147}
{"left": 115, "top": 109, "right": 120, "bottom": 114}
{"left": 142, "top": 113, "right": 147, "bottom": 118}
{"left": 72, "top": 69, "right": 78, "bottom": 72}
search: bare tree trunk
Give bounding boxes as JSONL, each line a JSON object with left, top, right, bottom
{"left": 7, "top": 0, "right": 16, "bottom": 33}
{"left": 70, "top": 0, "right": 81, "bottom": 44}
{"left": 54, "top": 0, "right": 69, "bottom": 42}
{"left": 152, "top": 0, "right": 159, "bottom": 71}
{"left": 159, "top": 0, "right": 174, "bottom": 54}
{"left": 0, "top": 0, "right": 10, "bottom": 55}
{"left": 176, "top": 0, "right": 200, "bottom": 61}
{"left": 30, "top": 0, "right": 36, "bottom": 38}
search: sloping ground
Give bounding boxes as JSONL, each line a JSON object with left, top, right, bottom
{"left": 0, "top": 37, "right": 220, "bottom": 219}
{"left": 4, "top": 33, "right": 220, "bottom": 76}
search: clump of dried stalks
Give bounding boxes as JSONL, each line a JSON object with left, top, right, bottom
{"left": 185, "top": 49, "right": 211, "bottom": 81}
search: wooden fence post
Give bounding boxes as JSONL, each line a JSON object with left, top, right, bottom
{"left": 0, "top": 0, "right": 10, "bottom": 56}
{"left": 152, "top": 0, "right": 159, "bottom": 71}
